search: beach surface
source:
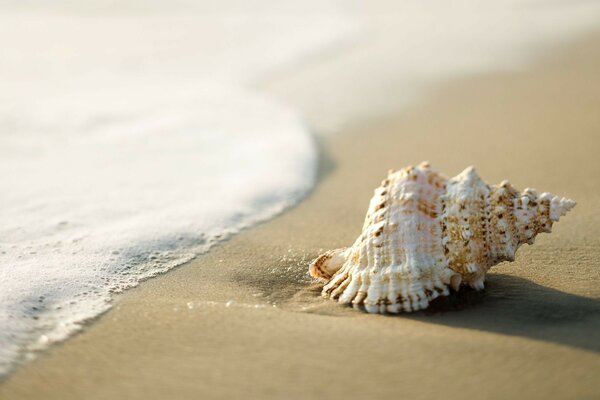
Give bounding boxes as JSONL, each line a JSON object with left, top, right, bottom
{"left": 1, "top": 31, "right": 600, "bottom": 400}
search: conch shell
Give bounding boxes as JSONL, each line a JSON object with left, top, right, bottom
{"left": 309, "top": 162, "right": 576, "bottom": 314}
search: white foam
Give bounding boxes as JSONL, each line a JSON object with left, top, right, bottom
{"left": 0, "top": 82, "right": 318, "bottom": 375}
{"left": 0, "top": 1, "right": 357, "bottom": 376}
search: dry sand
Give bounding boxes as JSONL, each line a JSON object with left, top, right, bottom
{"left": 2, "top": 32, "right": 600, "bottom": 400}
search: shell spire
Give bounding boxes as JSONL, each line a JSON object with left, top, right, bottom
{"left": 545, "top": 193, "right": 577, "bottom": 221}
{"left": 309, "top": 163, "right": 576, "bottom": 313}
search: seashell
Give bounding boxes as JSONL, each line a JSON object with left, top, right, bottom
{"left": 309, "top": 162, "right": 576, "bottom": 314}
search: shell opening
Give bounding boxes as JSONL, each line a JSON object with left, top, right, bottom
{"left": 308, "top": 248, "right": 348, "bottom": 281}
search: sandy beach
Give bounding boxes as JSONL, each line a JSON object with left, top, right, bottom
{"left": 2, "top": 29, "right": 600, "bottom": 400}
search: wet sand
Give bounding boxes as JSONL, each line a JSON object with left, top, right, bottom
{"left": 1, "top": 32, "right": 600, "bottom": 400}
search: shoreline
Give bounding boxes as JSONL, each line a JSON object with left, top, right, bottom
{"left": 2, "top": 30, "right": 600, "bottom": 399}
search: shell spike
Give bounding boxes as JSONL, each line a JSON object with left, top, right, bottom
{"left": 472, "top": 279, "right": 485, "bottom": 291}
{"left": 462, "top": 165, "right": 476, "bottom": 175}
{"left": 450, "top": 274, "right": 462, "bottom": 291}
{"left": 455, "top": 165, "right": 481, "bottom": 185}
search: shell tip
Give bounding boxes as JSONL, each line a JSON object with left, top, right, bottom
{"left": 562, "top": 198, "right": 577, "bottom": 211}
{"left": 549, "top": 195, "right": 577, "bottom": 221}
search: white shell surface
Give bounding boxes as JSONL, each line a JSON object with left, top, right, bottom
{"left": 309, "top": 162, "right": 576, "bottom": 313}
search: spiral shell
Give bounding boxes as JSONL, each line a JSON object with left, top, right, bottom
{"left": 309, "top": 162, "right": 576, "bottom": 314}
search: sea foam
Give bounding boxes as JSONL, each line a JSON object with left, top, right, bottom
{"left": 0, "top": 2, "right": 357, "bottom": 376}
{"left": 0, "top": 83, "right": 319, "bottom": 375}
